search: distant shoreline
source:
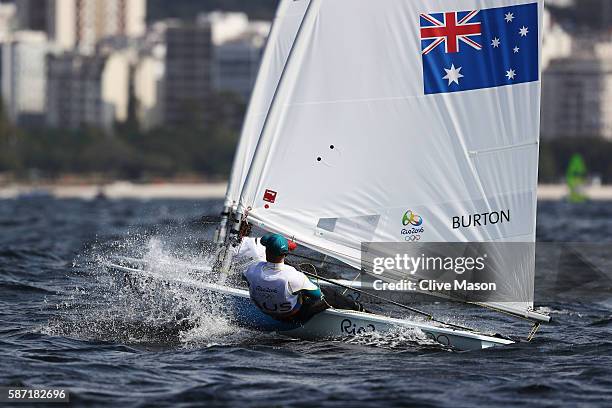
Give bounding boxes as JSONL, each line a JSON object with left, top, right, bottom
{"left": 537, "top": 184, "right": 612, "bottom": 201}
{"left": 0, "top": 182, "right": 611, "bottom": 201}
{"left": 0, "top": 182, "right": 228, "bottom": 200}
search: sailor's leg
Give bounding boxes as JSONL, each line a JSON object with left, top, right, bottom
{"left": 320, "top": 287, "right": 367, "bottom": 312}
{"left": 294, "top": 298, "right": 330, "bottom": 322}
{"left": 294, "top": 287, "right": 368, "bottom": 323}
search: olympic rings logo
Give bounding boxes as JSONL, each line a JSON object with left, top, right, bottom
{"left": 405, "top": 235, "right": 421, "bottom": 242}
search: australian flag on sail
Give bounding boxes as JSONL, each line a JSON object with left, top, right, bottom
{"left": 420, "top": 3, "right": 539, "bottom": 95}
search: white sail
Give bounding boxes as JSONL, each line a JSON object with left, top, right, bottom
{"left": 238, "top": 0, "right": 544, "bottom": 318}
{"left": 224, "top": 0, "right": 311, "bottom": 209}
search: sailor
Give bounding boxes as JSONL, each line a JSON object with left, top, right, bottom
{"left": 243, "top": 233, "right": 366, "bottom": 322}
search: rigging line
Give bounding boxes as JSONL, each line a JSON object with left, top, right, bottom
{"left": 299, "top": 263, "right": 342, "bottom": 310}
{"left": 300, "top": 260, "right": 362, "bottom": 299}
{"left": 294, "top": 265, "right": 478, "bottom": 333}
{"left": 341, "top": 269, "right": 362, "bottom": 297}
{"left": 314, "top": 254, "right": 361, "bottom": 296}
{"left": 319, "top": 254, "right": 329, "bottom": 269}
{"left": 288, "top": 253, "right": 346, "bottom": 269}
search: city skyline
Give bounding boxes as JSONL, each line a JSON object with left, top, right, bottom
{"left": 0, "top": 0, "right": 611, "bottom": 184}
{"left": 1, "top": 1, "right": 270, "bottom": 134}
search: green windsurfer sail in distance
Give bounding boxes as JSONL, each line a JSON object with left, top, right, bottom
{"left": 566, "top": 154, "right": 588, "bottom": 203}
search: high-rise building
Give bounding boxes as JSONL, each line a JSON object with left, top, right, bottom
{"left": 546, "top": 0, "right": 574, "bottom": 7}
{"left": 203, "top": 12, "right": 270, "bottom": 101}
{"left": 542, "top": 7, "right": 572, "bottom": 70}
{"left": 163, "top": 20, "right": 213, "bottom": 128}
{"left": 542, "top": 54, "right": 612, "bottom": 140}
{"left": 0, "top": 3, "right": 17, "bottom": 42}
{"left": 1, "top": 31, "right": 50, "bottom": 126}
{"left": 15, "top": 0, "right": 146, "bottom": 53}
{"left": 15, "top": 0, "right": 49, "bottom": 32}
{"left": 134, "top": 47, "right": 165, "bottom": 131}
{"left": 46, "top": 51, "right": 130, "bottom": 132}
{"left": 214, "top": 39, "right": 264, "bottom": 101}
{"left": 574, "top": 0, "right": 612, "bottom": 30}
{"left": 129, "top": 21, "right": 168, "bottom": 131}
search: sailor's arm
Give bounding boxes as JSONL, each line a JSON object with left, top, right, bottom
{"left": 289, "top": 273, "right": 322, "bottom": 300}
{"left": 299, "top": 286, "right": 322, "bottom": 300}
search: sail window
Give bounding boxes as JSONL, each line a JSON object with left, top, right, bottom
{"left": 316, "top": 214, "right": 380, "bottom": 242}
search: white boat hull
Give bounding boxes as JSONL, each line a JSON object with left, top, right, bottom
{"left": 107, "top": 262, "right": 514, "bottom": 351}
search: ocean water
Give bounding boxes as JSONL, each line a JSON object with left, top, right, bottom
{"left": 0, "top": 198, "right": 611, "bottom": 407}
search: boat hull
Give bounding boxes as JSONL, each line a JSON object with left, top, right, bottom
{"left": 108, "top": 263, "right": 513, "bottom": 351}
{"left": 228, "top": 286, "right": 512, "bottom": 350}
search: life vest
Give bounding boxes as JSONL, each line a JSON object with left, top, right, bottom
{"left": 243, "top": 262, "right": 318, "bottom": 318}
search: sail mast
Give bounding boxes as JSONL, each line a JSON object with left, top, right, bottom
{"left": 217, "top": 0, "right": 312, "bottom": 245}
{"left": 218, "top": 0, "right": 317, "bottom": 274}
{"left": 235, "top": 0, "right": 318, "bottom": 222}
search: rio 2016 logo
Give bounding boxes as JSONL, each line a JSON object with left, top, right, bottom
{"left": 402, "top": 210, "right": 423, "bottom": 227}
{"left": 401, "top": 210, "right": 424, "bottom": 241}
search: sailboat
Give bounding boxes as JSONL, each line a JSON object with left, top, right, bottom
{"left": 113, "top": 0, "right": 551, "bottom": 350}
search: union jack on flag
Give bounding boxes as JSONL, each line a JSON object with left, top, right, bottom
{"left": 420, "top": 10, "right": 482, "bottom": 55}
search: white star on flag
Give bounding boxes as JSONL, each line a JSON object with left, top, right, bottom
{"left": 519, "top": 26, "right": 529, "bottom": 37}
{"left": 491, "top": 37, "right": 501, "bottom": 48}
{"left": 443, "top": 64, "right": 464, "bottom": 86}
{"left": 505, "top": 12, "right": 514, "bottom": 23}
{"left": 513, "top": 46, "right": 520, "bottom": 53}
{"left": 506, "top": 69, "right": 516, "bottom": 80}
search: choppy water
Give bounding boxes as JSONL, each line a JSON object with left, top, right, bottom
{"left": 0, "top": 198, "right": 611, "bottom": 407}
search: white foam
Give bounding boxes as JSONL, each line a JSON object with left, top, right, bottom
{"left": 343, "top": 326, "right": 446, "bottom": 350}
{"left": 49, "top": 234, "right": 250, "bottom": 346}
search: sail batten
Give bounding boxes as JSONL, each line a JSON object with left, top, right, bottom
{"left": 238, "top": 0, "right": 544, "bottom": 319}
